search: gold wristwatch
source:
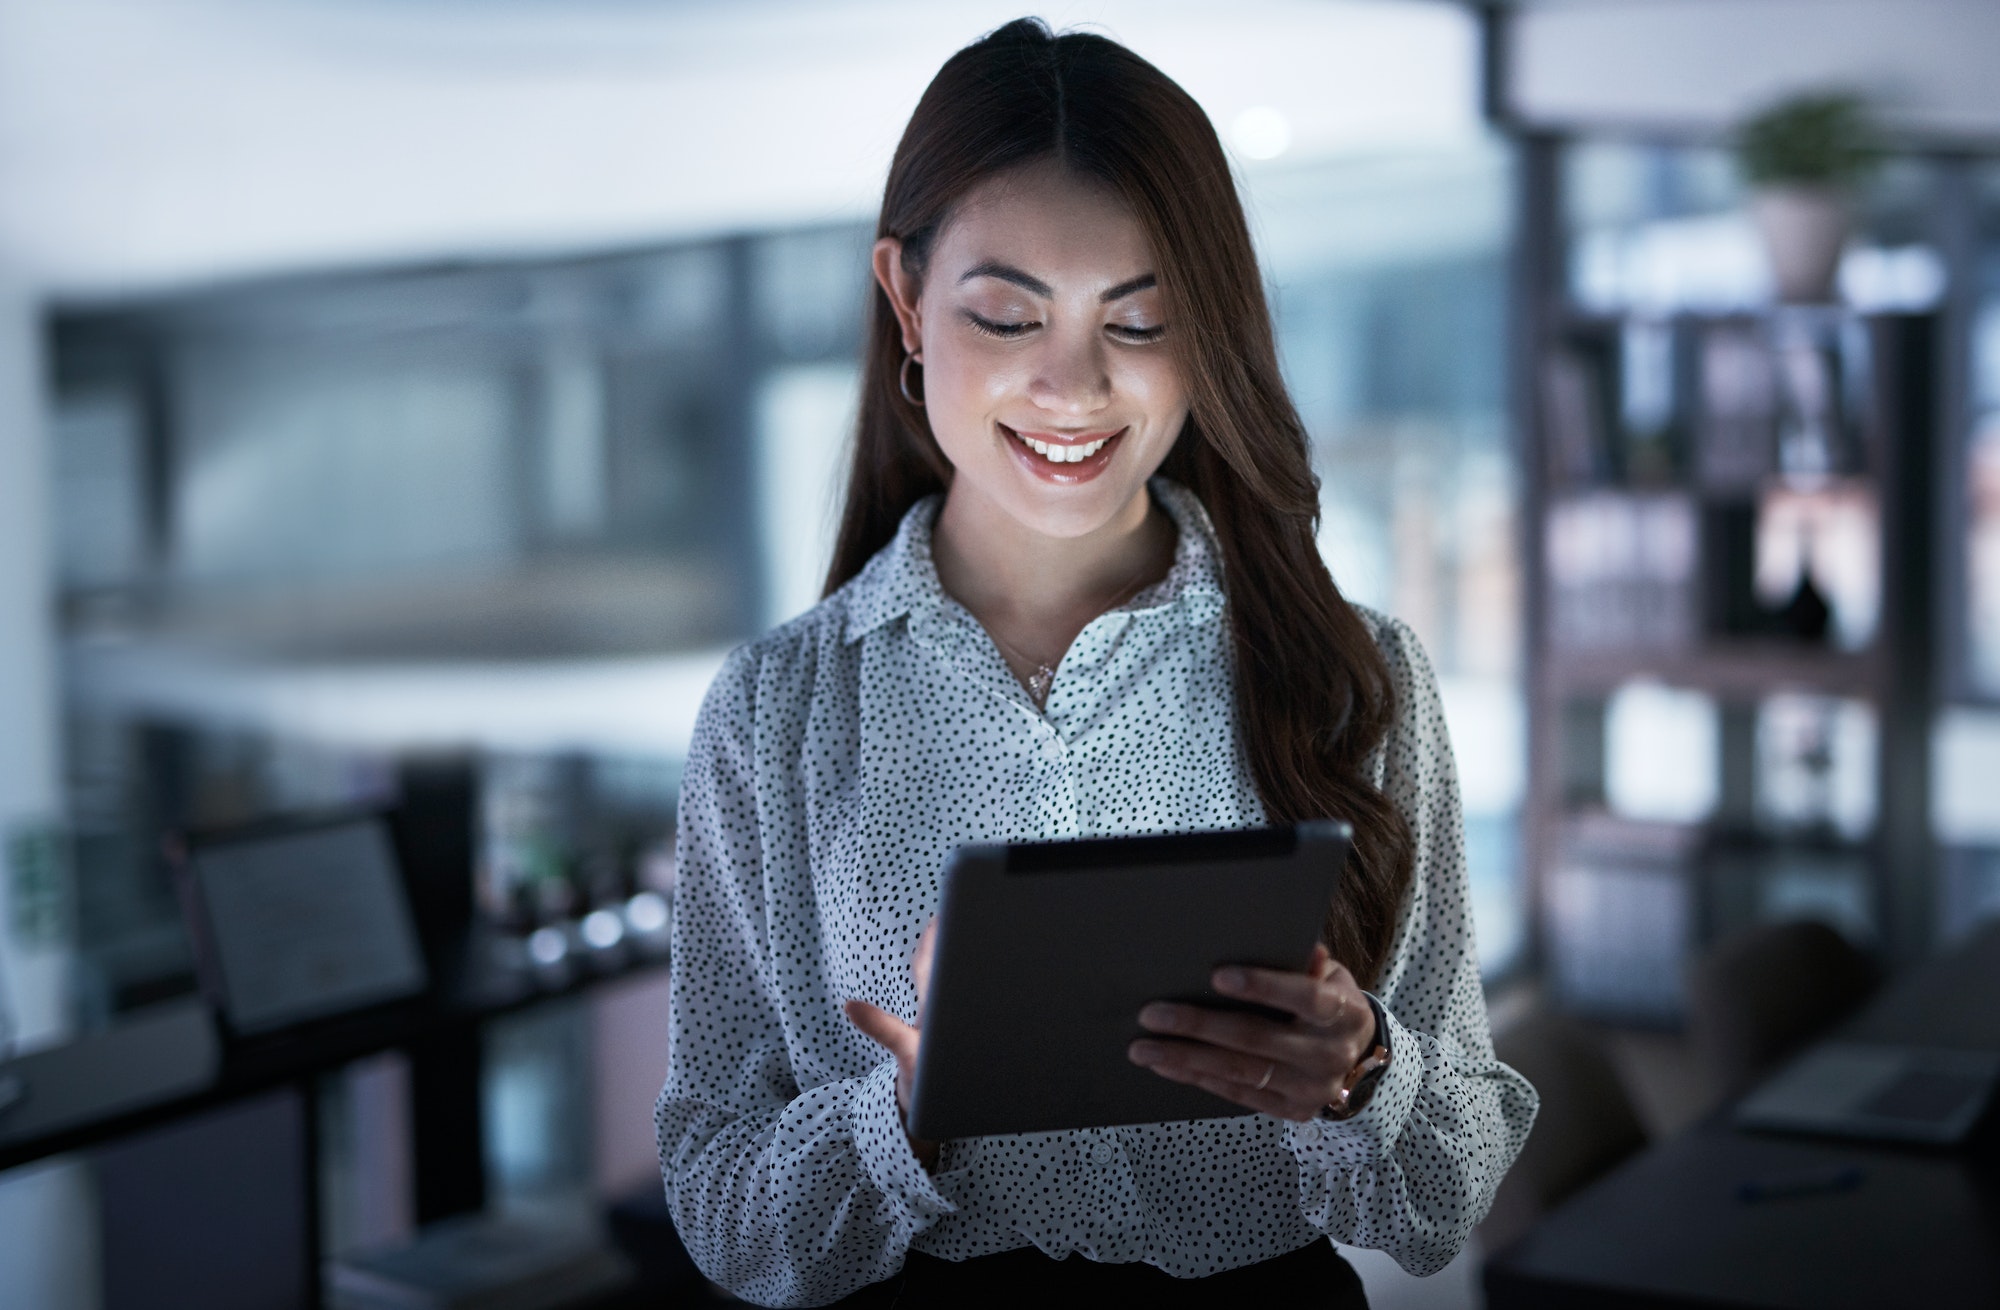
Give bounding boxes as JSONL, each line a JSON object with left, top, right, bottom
{"left": 1322, "top": 1042, "right": 1392, "bottom": 1120}
{"left": 1320, "top": 996, "right": 1392, "bottom": 1121}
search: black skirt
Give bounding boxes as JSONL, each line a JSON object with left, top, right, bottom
{"left": 832, "top": 1239, "right": 1368, "bottom": 1308}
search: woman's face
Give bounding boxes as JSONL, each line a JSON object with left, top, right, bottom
{"left": 874, "top": 160, "right": 1189, "bottom": 541}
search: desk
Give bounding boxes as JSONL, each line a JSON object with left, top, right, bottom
{"left": 0, "top": 928, "right": 670, "bottom": 1310}
{"left": 1485, "top": 925, "right": 2000, "bottom": 1309}
{"left": 0, "top": 927, "right": 669, "bottom": 1176}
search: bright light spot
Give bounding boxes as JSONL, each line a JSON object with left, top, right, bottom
{"left": 1605, "top": 680, "right": 1719, "bottom": 824}
{"left": 527, "top": 925, "right": 568, "bottom": 966}
{"left": 1839, "top": 245, "right": 1947, "bottom": 313}
{"left": 581, "top": 908, "right": 625, "bottom": 950}
{"left": 1230, "top": 106, "right": 1292, "bottom": 161}
{"left": 625, "top": 891, "right": 669, "bottom": 935}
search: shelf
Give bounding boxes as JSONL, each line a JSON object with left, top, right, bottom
{"left": 0, "top": 926, "right": 670, "bottom": 1176}
{"left": 1552, "top": 304, "right": 1879, "bottom": 334}
{"left": 1542, "top": 641, "right": 1881, "bottom": 700}
{"left": 1551, "top": 810, "right": 1875, "bottom": 856}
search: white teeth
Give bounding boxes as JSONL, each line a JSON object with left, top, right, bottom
{"left": 1014, "top": 431, "right": 1111, "bottom": 463}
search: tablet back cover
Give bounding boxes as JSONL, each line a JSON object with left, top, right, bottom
{"left": 908, "top": 822, "right": 1347, "bottom": 1140}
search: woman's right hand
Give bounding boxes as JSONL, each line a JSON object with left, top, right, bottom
{"left": 843, "top": 918, "right": 941, "bottom": 1170}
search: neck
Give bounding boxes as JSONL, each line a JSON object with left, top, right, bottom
{"left": 932, "top": 479, "right": 1173, "bottom": 665}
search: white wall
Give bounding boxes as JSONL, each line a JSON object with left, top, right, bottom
{"left": 1513, "top": 0, "right": 2000, "bottom": 140}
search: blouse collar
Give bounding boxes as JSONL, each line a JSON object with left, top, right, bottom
{"left": 841, "top": 477, "right": 1227, "bottom": 645}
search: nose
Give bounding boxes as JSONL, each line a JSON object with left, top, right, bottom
{"left": 1026, "top": 327, "right": 1112, "bottom": 419}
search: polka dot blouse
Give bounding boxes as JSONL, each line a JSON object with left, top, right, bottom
{"left": 657, "top": 479, "right": 1538, "bottom": 1307}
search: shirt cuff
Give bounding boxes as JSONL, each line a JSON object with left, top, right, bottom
{"left": 1283, "top": 995, "right": 1424, "bottom": 1168}
{"left": 851, "top": 1058, "right": 957, "bottom": 1222}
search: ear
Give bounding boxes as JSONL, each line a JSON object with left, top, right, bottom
{"left": 872, "top": 237, "right": 925, "bottom": 361}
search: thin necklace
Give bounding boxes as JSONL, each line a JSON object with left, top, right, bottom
{"left": 984, "top": 546, "right": 1166, "bottom": 710}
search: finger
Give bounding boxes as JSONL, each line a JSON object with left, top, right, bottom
{"left": 1128, "top": 1038, "right": 1313, "bottom": 1098}
{"left": 911, "top": 918, "right": 938, "bottom": 998}
{"left": 1184, "top": 1072, "right": 1318, "bottom": 1122}
{"left": 1136, "top": 1003, "right": 1340, "bottom": 1072}
{"left": 1309, "top": 943, "right": 1335, "bottom": 981}
{"left": 1212, "top": 962, "right": 1364, "bottom": 1030}
{"left": 843, "top": 999, "right": 918, "bottom": 1064}
{"left": 1130, "top": 1043, "right": 1321, "bottom": 1121}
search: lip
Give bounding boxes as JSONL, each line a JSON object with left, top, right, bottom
{"left": 999, "top": 423, "right": 1126, "bottom": 484}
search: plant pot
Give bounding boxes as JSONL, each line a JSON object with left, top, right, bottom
{"left": 1750, "top": 185, "right": 1850, "bottom": 304}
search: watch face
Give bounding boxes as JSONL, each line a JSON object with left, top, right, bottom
{"left": 1323, "top": 1045, "right": 1391, "bottom": 1120}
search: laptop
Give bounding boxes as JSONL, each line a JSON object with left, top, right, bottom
{"left": 1734, "top": 1042, "right": 2000, "bottom": 1146}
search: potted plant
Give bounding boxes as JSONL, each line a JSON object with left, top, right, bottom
{"left": 1737, "top": 92, "right": 1878, "bottom": 304}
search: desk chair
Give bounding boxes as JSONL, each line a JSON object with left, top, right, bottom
{"left": 1479, "top": 1010, "right": 1649, "bottom": 1254}
{"left": 1686, "top": 919, "right": 1881, "bottom": 1101}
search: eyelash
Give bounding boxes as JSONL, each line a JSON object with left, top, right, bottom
{"left": 962, "top": 311, "right": 1165, "bottom": 343}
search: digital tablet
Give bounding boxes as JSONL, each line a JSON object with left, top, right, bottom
{"left": 907, "top": 821, "right": 1350, "bottom": 1141}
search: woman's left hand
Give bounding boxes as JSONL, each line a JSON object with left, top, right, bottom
{"left": 1127, "top": 943, "right": 1377, "bottom": 1123}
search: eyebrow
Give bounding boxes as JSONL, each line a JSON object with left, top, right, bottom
{"left": 957, "top": 261, "right": 1157, "bottom": 303}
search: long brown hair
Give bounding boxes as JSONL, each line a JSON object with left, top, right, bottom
{"left": 823, "top": 18, "right": 1413, "bottom": 987}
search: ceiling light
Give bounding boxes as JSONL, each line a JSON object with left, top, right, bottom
{"left": 1230, "top": 106, "right": 1292, "bottom": 161}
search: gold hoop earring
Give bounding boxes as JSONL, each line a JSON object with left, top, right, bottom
{"left": 898, "top": 353, "right": 925, "bottom": 407}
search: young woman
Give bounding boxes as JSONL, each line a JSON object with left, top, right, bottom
{"left": 658, "top": 19, "right": 1537, "bottom": 1307}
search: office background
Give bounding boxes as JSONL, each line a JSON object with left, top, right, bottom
{"left": 1, "top": 1, "right": 1998, "bottom": 1307}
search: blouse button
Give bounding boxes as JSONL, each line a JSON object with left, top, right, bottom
{"left": 1040, "top": 737, "right": 1065, "bottom": 763}
{"left": 1088, "top": 1140, "right": 1117, "bottom": 1166}
{"left": 1299, "top": 1121, "right": 1323, "bottom": 1144}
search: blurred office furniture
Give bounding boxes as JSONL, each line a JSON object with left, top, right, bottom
{"left": 0, "top": 997, "right": 217, "bottom": 1147}
{"left": 1483, "top": 920, "right": 2000, "bottom": 1309}
{"left": 1686, "top": 918, "right": 1882, "bottom": 1099}
{"left": 1528, "top": 307, "right": 1934, "bottom": 1020}
{"left": 97, "top": 1091, "right": 313, "bottom": 1310}
{"left": 328, "top": 1212, "right": 632, "bottom": 1310}
{"left": 1518, "top": 124, "right": 1951, "bottom": 1020}
{"left": 1479, "top": 1009, "right": 1650, "bottom": 1254}
{"left": 0, "top": 772, "right": 671, "bottom": 1309}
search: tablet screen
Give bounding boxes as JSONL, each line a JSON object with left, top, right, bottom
{"left": 187, "top": 818, "right": 428, "bottom": 1035}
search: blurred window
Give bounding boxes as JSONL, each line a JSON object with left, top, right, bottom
{"left": 51, "top": 247, "right": 764, "bottom": 663}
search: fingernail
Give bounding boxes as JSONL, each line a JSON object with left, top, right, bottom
{"left": 1129, "top": 1041, "right": 1162, "bottom": 1065}
{"left": 1138, "top": 1004, "right": 1179, "bottom": 1031}
{"left": 1213, "top": 967, "right": 1247, "bottom": 992}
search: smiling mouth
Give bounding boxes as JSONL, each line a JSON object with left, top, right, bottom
{"left": 1004, "top": 425, "right": 1122, "bottom": 465}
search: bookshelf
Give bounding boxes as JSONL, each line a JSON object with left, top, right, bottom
{"left": 1514, "top": 137, "right": 1952, "bottom": 1022}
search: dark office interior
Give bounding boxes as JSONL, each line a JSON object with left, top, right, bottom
{"left": 2, "top": 1, "right": 1999, "bottom": 1306}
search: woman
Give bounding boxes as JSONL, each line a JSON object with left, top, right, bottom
{"left": 657, "top": 19, "right": 1537, "bottom": 1307}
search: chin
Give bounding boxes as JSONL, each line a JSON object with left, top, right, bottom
{"left": 994, "top": 469, "right": 1154, "bottom": 541}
